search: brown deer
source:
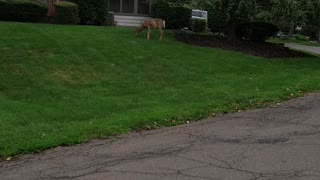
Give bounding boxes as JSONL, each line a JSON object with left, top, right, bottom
{"left": 135, "top": 19, "right": 166, "bottom": 40}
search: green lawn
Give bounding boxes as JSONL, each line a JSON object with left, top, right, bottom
{"left": 269, "top": 37, "right": 320, "bottom": 47}
{"left": 1, "top": 22, "right": 320, "bottom": 158}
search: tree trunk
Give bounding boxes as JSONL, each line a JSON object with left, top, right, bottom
{"left": 318, "top": 27, "right": 320, "bottom": 42}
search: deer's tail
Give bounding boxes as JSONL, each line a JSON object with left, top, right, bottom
{"left": 163, "top": 20, "right": 166, "bottom": 28}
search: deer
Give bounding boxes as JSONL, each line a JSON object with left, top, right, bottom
{"left": 135, "top": 19, "right": 166, "bottom": 40}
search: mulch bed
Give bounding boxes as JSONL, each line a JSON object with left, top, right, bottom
{"left": 175, "top": 34, "right": 313, "bottom": 58}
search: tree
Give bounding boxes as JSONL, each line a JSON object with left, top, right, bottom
{"left": 151, "top": 0, "right": 192, "bottom": 29}
{"left": 255, "top": 0, "right": 273, "bottom": 22}
{"left": 256, "top": 0, "right": 272, "bottom": 11}
{"left": 69, "top": 0, "right": 108, "bottom": 25}
{"left": 304, "top": 0, "right": 320, "bottom": 41}
{"left": 204, "top": 0, "right": 258, "bottom": 39}
{"left": 270, "top": 0, "right": 306, "bottom": 36}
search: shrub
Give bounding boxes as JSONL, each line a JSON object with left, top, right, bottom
{"left": 294, "top": 34, "right": 309, "bottom": 41}
{"left": 54, "top": 2, "right": 78, "bottom": 24}
{"left": 190, "top": 19, "right": 207, "bottom": 33}
{"left": 151, "top": 0, "right": 191, "bottom": 29}
{"left": 206, "top": 0, "right": 230, "bottom": 33}
{"left": 69, "top": 0, "right": 108, "bottom": 25}
{"left": 0, "top": 0, "right": 48, "bottom": 22}
{"left": 236, "top": 22, "right": 279, "bottom": 42}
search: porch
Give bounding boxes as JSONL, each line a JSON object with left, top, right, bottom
{"left": 109, "top": 0, "right": 152, "bottom": 27}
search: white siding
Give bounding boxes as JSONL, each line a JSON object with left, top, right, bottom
{"left": 114, "top": 15, "right": 151, "bottom": 27}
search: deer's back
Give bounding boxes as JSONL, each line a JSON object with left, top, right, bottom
{"left": 143, "top": 19, "right": 163, "bottom": 28}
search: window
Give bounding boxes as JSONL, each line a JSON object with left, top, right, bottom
{"left": 122, "top": 0, "right": 134, "bottom": 13}
{"left": 138, "top": 0, "right": 150, "bottom": 14}
{"left": 192, "top": 11, "right": 202, "bottom": 18}
{"left": 109, "top": 0, "right": 151, "bottom": 14}
{"left": 110, "top": 0, "right": 120, "bottom": 13}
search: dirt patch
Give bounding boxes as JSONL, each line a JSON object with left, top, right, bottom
{"left": 175, "top": 34, "right": 313, "bottom": 58}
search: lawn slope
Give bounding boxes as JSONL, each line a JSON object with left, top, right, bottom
{"left": 1, "top": 22, "right": 320, "bottom": 157}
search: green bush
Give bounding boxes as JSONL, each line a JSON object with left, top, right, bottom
{"left": 294, "top": 34, "right": 309, "bottom": 41}
{"left": 151, "top": 0, "right": 191, "bottom": 29}
{"left": 54, "top": 2, "right": 78, "bottom": 24}
{"left": 236, "top": 22, "right": 279, "bottom": 42}
{"left": 69, "top": 0, "right": 108, "bottom": 25}
{"left": 206, "top": 0, "right": 230, "bottom": 33}
{"left": 0, "top": 0, "right": 48, "bottom": 22}
{"left": 190, "top": 19, "right": 207, "bottom": 33}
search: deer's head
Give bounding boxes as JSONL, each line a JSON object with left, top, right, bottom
{"left": 135, "top": 26, "right": 144, "bottom": 36}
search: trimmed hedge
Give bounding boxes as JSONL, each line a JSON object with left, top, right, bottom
{"left": 69, "top": 0, "right": 108, "bottom": 25}
{"left": 206, "top": 0, "right": 230, "bottom": 33}
{"left": 151, "top": 0, "right": 191, "bottom": 29}
{"left": 54, "top": 2, "right": 78, "bottom": 24}
{"left": 236, "top": 22, "right": 279, "bottom": 42}
{"left": 0, "top": 0, "right": 48, "bottom": 22}
{"left": 190, "top": 19, "right": 207, "bottom": 33}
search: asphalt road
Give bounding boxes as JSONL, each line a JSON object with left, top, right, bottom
{"left": 1, "top": 93, "right": 320, "bottom": 180}
{"left": 285, "top": 43, "right": 320, "bottom": 55}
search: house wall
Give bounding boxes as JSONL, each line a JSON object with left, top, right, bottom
{"left": 110, "top": 0, "right": 152, "bottom": 15}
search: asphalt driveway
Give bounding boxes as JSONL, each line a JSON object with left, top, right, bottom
{"left": 1, "top": 93, "right": 320, "bottom": 180}
{"left": 285, "top": 43, "right": 320, "bottom": 55}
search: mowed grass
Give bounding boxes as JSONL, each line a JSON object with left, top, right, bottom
{"left": 269, "top": 37, "right": 320, "bottom": 47}
{"left": 1, "top": 22, "right": 320, "bottom": 157}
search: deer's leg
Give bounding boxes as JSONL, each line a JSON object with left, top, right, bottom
{"left": 147, "top": 26, "right": 151, "bottom": 40}
{"left": 159, "top": 27, "right": 164, "bottom": 40}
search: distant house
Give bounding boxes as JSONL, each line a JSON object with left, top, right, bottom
{"left": 110, "top": 0, "right": 152, "bottom": 26}
{"left": 47, "top": 0, "right": 152, "bottom": 26}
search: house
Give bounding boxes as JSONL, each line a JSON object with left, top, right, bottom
{"left": 110, "top": 0, "right": 152, "bottom": 27}
{"left": 47, "top": 0, "right": 152, "bottom": 27}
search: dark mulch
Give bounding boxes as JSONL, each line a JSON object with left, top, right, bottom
{"left": 175, "top": 33, "right": 313, "bottom": 58}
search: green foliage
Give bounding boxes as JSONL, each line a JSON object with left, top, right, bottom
{"left": 294, "top": 34, "right": 309, "bottom": 42}
{"left": 69, "top": 0, "right": 108, "bottom": 25}
{"left": 235, "top": 0, "right": 258, "bottom": 21}
{"left": 190, "top": 19, "right": 207, "bottom": 32}
{"left": 0, "top": 0, "right": 48, "bottom": 22}
{"left": 271, "top": 0, "right": 306, "bottom": 35}
{"left": 191, "top": 0, "right": 320, "bottom": 41}
{"left": 206, "top": 0, "right": 231, "bottom": 32}
{"left": 268, "top": 35, "right": 320, "bottom": 47}
{"left": 151, "top": 0, "right": 192, "bottom": 29}
{"left": 236, "top": 22, "right": 279, "bottom": 42}
{"left": 304, "top": 0, "right": 320, "bottom": 41}
{"left": 54, "top": 2, "right": 78, "bottom": 24}
{"left": 205, "top": 0, "right": 258, "bottom": 38}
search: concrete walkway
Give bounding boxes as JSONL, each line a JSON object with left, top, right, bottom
{"left": 1, "top": 93, "right": 320, "bottom": 180}
{"left": 285, "top": 43, "right": 320, "bottom": 55}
